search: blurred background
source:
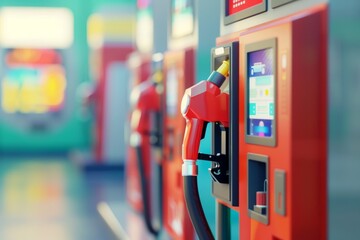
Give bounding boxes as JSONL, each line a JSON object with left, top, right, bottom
{"left": 0, "top": 0, "right": 358, "bottom": 239}
{"left": 328, "top": 1, "right": 360, "bottom": 239}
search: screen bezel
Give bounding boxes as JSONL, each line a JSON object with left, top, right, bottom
{"left": 224, "top": 0, "right": 266, "bottom": 25}
{"left": 272, "top": 0, "right": 297, "bottom": 9}
{"left": 210, "top": 42, "right": 239, "bottom": 206}
{"left": 245, "top": 38, "right": 277, "bottom": 147}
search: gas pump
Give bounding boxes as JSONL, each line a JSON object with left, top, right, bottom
{"left": 124, "top": 0, "right": 169, "bottom": 238}
{"left": 92, "top": 45, "right": 133, "bottom": 164}
{"left": 128, "top": 55, "right": 164, "bottom": 236}
{"left": 77, "top": 6, "right": 135, "bottom": 167}
{"left": 182, "top": 0, "right": 328, "bottom": 239}
{"left": 125, "top": 53, "right": 153, "bottom": 213}
{"left": 162, "top": 48, "right": 195, "bottom": 240}
{"left": 125, "top": 52, "right": 151, "bottom": 212}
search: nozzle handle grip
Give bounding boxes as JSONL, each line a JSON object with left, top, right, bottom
{"left": 182, "top": 118, "right": 204, "bottom": 161}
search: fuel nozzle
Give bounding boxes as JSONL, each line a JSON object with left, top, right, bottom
{"left": 208, "top": 60, "right": 230, "bottom": 87}
{"left": 181, "top": 59, "right": 230, "bottom": 240}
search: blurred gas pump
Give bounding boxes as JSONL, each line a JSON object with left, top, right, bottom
{"left": 181, "top": 60, "right": 230, "bottom": 240}
{"left": 72, "top": 7, "right": 135, "bottom": 167}
{"left": 124, "top": 1, "right": 169, "bottom": 238}
{"left": 125, "top": 53, "right": 152, "bottom": 214}
{"left": 128, "top": 54, "right": 164, "bottom": 236}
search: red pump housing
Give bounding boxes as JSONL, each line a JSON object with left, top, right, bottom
{"left": 94, "top": 45, "right": 134, "bottom": 161}
{"left": 127, "top": 78, "right": 161, "bottom": 211}
{"left": 125, "top": 56, "right": 152, "bottom": 212}
{"left": 214, "top": 4, "right": 328, "bottom": 239}
{"left": 162, "top": 48, "right": 195, "bottom": 240}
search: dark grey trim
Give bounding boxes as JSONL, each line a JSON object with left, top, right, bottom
{"left": 245, "top": 38, "right": 277, "bottom": 147}
{"left": 216, "top": 202, "right": 230, "bottom": 240}
{"left": 210, "top": 41, "right": 239, "bottom": 207}
{"left": 229, "top": 41, "right": 239, "bottom": 206}
{"left": 272, "top": 0, "right": 297, "bottom": 9}
{"left": 224, "top": 0, "right": 267, "bottom": 25}
{"left": 247, "top": 153, "right": 269, "bottom": 225}
{"left": 274, "top": 169, "right": 286, "bottom": 216}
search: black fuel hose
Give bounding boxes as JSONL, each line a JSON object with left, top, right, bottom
{"left": 184, "top": 176, "right": 214, "bottom": 240}
{"left": 135, "top": 145, "right": 160, "bottom": 236}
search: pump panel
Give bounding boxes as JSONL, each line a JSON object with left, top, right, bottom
{"left": 237, "top": 6, "right": 327, "bottom": 239}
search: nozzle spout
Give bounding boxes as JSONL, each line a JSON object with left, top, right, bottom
{"left": 216, "top": 60, "right": 230, "bottom": 77}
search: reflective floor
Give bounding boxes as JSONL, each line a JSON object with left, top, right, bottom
{"left": 0, "top": 157, "right": 122, "bottom": 240}
{"left": 0, "top": 157, "right": 358, "bottom": 240}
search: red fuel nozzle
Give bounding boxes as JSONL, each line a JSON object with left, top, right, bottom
{"left": 181, "top": 60, "right": 230, "bottom": 176}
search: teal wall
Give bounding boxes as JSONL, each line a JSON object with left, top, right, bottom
{"left": 328, "top": 0, "right": 360, "bottom": 239}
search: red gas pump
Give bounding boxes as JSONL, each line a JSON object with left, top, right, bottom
{"left": 128, "top": 56, "right": 163, "bottom": 236}
{"left": 125, "top": 0, "right": 169, "bottom": 235}
{"left": 74, "top": 9, "right": 136, "bottom": 168}
{"left": 125, "top": 54, "right": 152, "bottom": 213}
{"left": 93, "top": 46, "right": 134, "bottom": 162}
{"left": 162, "top": 48, "right": 195, "bottom": 240}
{"left": 182, "top": 1, "right": 328, "bottom": 240}
{"left": 236, "top": 5, "right": 328, "bottom": 239}
{"left": 76, "top": 44, "right": 134, "bottom": 167}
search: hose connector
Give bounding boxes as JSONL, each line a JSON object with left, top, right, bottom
{"left": 182, "top": 160, "right": 198, "bottom": 176}
{"left": 208, "top": 60, "right": 230, "bottom": 88}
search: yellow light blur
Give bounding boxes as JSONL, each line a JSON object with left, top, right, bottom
{"left": 87, "top": 13, "right": 135, "bottom": 49}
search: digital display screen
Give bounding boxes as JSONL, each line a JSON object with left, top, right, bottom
{"left": 1, "top": 49, "right": 67, "bottom": 114}
{"left": 166, "top": 67, "right": 179, "bottom": 117}
{"left": 227, "top": 0, "right": 264, "bottom": 16}
{"left": 171, "top": 0, "right": 194, "bottom": 38}
{"left": 247, "top": 48, "right": 274, "bottom": 138}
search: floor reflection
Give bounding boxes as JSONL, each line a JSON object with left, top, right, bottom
{"left": 0, "top": 157, "right": 122, "bottom": 240}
